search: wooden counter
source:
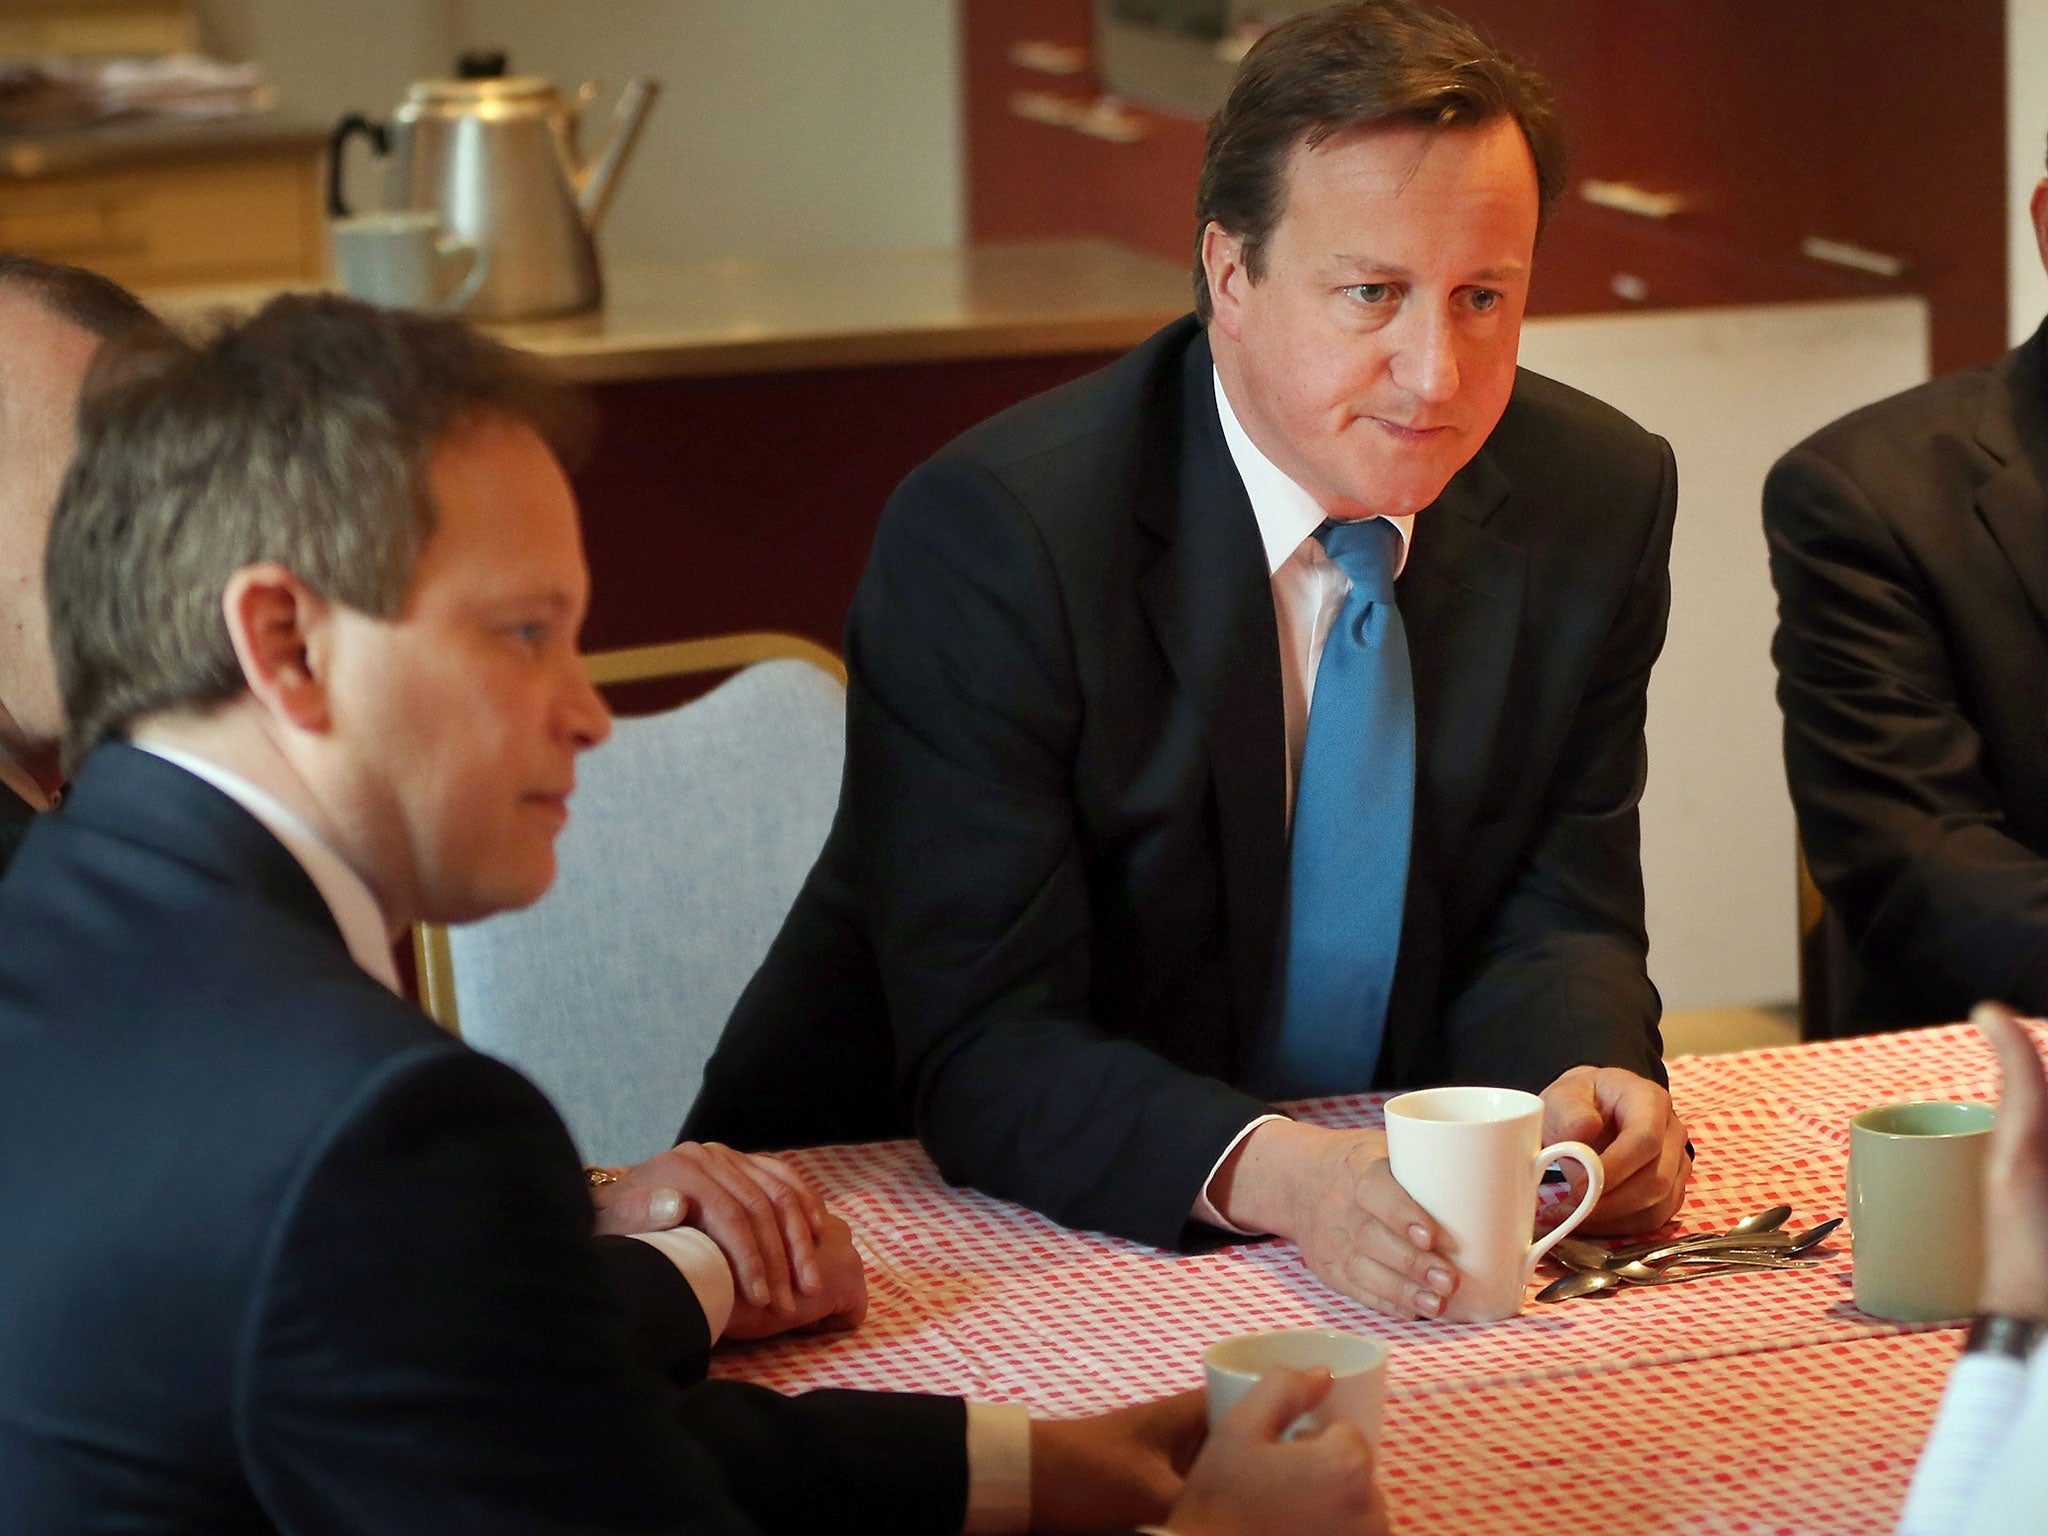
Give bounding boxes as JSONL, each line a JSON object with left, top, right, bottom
{"left": 484, "top": 238, "right": 1187, "bottom": 382}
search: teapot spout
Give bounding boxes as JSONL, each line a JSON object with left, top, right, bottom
{"left": 575, "top": 76, "right": 660, "bottom": 230}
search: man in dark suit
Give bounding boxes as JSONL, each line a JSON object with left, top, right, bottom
{"left": 0, "top": 293, "right": 1385, "bottom": 1535}
{"left": 0, "top": 254, "right": 173, "bottom": 871}
{"left": 1766, "top": 161, "right": 2048, "bottom": 1032}
{"left": 687, "top": 0, "right": 1691, "bottom": 1321}
{"left": 0, "top": 254, "right": 846, "bottom": 1333}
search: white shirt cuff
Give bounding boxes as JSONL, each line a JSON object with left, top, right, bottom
{"left": 1192, "top": 1114, "right": 1289, "bottom": 1233}
{"left": 625, "top": 1227, "right": 736, "bottom": 1343}
{"left": 961, "top": 1400, "right": 1032, "bottom": 1534}
{"left": 1898, "top": 1351, "right": 2030, "bottom": 1536}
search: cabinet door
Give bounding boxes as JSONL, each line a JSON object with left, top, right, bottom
{"left": 0, "top": 151, "right": 325, "bottom": 288}
{"left": 962, "top": 0, "right": 2005, "bottom": 373}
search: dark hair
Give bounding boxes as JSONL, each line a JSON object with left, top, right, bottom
{"left": 0, "top": 252, "right": 173, "bottom": 345}
{"left": 1192, "top": 0, "right": 1566, "bottom": 321}
{"left": 47, "top": 292, "right": 588, "bottom": 768}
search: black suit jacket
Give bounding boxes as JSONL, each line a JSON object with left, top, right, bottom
{"left": 693, "top": 317, "right": 1676, "bottom": 1251}
{"left": 0, "top": 744, "right": 964, "bottom": 1535}
{"left": 0, "top": 775, "right": 35, "bottom": 875}
{"left": 1767, "top": 318, "right": 2048, "bottom": 1028}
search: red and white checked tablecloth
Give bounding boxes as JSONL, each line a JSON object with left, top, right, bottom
{"left": 711, "top": 1024, "right": 2025, "bottom": 1534}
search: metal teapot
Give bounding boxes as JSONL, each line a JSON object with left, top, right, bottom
{"left": 330, "top": 52, "right": 659, "bottom": 321}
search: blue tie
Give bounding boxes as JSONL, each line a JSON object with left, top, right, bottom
{"left": 1256, "top": 517, "right": 1414, "bottom": 1097}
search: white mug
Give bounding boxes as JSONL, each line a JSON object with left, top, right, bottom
{"left": 332, "top": 211, "right": 486, "bottom": 313}
{"left": 1383, "top": 1085, "right": 1604, "bottom": 1322}
{"left": 1203, "top": 1328, "right": 1386, "bottom": 1443}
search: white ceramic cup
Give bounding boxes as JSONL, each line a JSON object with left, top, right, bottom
{"left": 332, "top": 211, "right": 486, "bottom": 312}
{"left": 1383, "top": 1085, "right": 1605, "bottom": 1322}
{"left": 1202, "top": 1328, "right": 1387, "bottom": 1442}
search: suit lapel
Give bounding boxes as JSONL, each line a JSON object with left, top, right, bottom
{"left": 1973, "top": 321, "right": 2048, "bottom": 635}
{"left": 1136, "top": 333, "right": 1289, "bottom": 1040}
{"left": 1402, "top": 447, "right": 1524, "bottom": 854}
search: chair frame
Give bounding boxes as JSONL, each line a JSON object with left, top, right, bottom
{"left": 411, "top": 630, "right": 846, "bottom": 1036}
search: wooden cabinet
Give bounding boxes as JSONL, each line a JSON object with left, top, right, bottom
{"left": 965, "top": 1, "right": 2005, "bottom": 374}
{"left": 0, "top": 120, "right": 327, "bottom": 289}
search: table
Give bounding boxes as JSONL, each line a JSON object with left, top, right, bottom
{"left": 712, "top": 1024, "right": 2024, "bottom": 1534}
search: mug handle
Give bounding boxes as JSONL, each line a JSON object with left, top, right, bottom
{"left": 435, "top": 237, "right": 489, "bottom": 314}
{"left": 1524, "top": 1140, "right": 1605, "bottom": 1271}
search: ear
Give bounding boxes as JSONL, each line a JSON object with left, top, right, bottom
{"left": 1202, "top": 222, "right": 1254, "bottom": 342}
{"left": 220, "top": 563, "right": 334, "bottom": 735}
{"left": 2032, "top": 180, "right": 2048, "bottom": 278}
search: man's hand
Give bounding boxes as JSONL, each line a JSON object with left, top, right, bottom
{"left": 721, "top": 1213, "right": 869, "bottom": 1340}
{"left": 1209, "top": 1120, "right": 1456, "bottom": 1319}
{"left": 1971, "top": 1002, "right": 2048, "bottom": 1321}
{"left": 1539, "top": 1065, "right": 1690, "bottom": 1234}
{"left": 1028, "top": 1391, "right": 1206, "bottom": 1533}
{"left": 1164, "top": 1369, "right": 1388, "bottom": 1536}
{"left": 591, "top": 1142, "right": 828, "bottom": 1313}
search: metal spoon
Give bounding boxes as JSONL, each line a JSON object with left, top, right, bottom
{"left": 1639, "top": 1217, "right": 1842, "bottom": 1270}
{"left": 1535, "top": 1257, "right": 1805, "bottom": 1303}
{"left": 1783, "top": 1215, "right": 1843, "bottom": 1254}
{"left": 1610, "top": 1253, "right": 1820, "bottom": 1281}
{"left": 1726, "top": 1203, "right": 1796, "bottom": 1238}
{"left": 1551, "top": 1203, "right": 1797, "bottom": 1272}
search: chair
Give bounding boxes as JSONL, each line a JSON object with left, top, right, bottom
{"left": 414, "top": 632, "right": 846, "bottom": 1165}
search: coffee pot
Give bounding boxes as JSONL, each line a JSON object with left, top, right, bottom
{"left": 330, "top": 52, "right": 659, "bottom": 321}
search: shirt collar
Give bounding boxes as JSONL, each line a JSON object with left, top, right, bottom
{"left": 1213, "top": 366, "right": 1414, "bottom": 578}
{"left": 131, "top": 739, "right": 401, "bottom": 993}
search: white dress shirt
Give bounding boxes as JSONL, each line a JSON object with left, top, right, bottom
{"left": 131, "top": 739, "right": 1032, "bottom": 1531}
{"left": 1898, "top": 1345, "right": 2048, "bottom": 1536}
{"left": 1188, "top": 371, "right": 1417, "bottom": 1232}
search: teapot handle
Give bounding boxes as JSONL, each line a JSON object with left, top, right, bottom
{"left": 328, "top": 114, "right": 391, "bottom": 219}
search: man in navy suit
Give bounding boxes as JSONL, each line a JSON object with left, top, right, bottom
{"left": 689, "top": 0, "right": 1691, "bottom": 1319}
{"left": 0, "top": 252, "right": 859, "bottom": 1347}
{"left": 0, "top": 294, "right": 1387, "bottom": 1534}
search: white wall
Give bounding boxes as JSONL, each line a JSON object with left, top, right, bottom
{"left": 194, "top": 0, "right": 448, "bottom": 126}
{"left": 450, "top": 0, "right": 963, "bottom": 263}
{"left": 1520, "top": 297, "right": 1930, "bottom": 1011}
{"left": 2013, "top": 0, "right": 2048, "bottom": 340}
{"left": 195, "top": 0, "right": 964, "bottom": 264}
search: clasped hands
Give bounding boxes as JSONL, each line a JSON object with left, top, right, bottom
{"left": 1211, "top": 1065, "right": 1692, "bottom": 1319}
{"left": 590, "top": 1140, "right": 867, "bottom": 1340}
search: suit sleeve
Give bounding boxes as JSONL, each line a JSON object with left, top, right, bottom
{"left": 238, "top": 1045, "right": 969, "bottom": 1535}
{"left": 600, "top": 1233, "right": 714, "bottom": 1385}
{"left": 675, "top": 1382, "right": 967, "bottom": 1535}
{"left": 844, "top": 457, "right": 1272, "bottom": 1251}
{"left": 1436, "top": 437, "right": 1677, "bottom": 1087}
{"left": 1765, "top": 445, "right": 2048, "bottom": 1011}
{"left": 239, "top": 1046, "right": 756, "bottom": 1533}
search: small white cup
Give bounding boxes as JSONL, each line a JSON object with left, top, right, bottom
{"left": 1202, "top": 1328, "right": 1386, "bottom": 1442}
{"left": 1383, "top": 1085, "right": 1604, "bottom": 1322}
{"left": 332, "top": 211, "right": 486, "bottom": 313}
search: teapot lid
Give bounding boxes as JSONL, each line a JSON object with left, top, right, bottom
{"left": 409, "top": 74, "right": 558, "bottom": 106}
{"left": 408, "top": 50, "right": 558, "bottom": 108}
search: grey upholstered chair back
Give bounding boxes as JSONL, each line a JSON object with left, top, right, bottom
{"left": 446, "top": 657, "right": 845, "bottom": 1164}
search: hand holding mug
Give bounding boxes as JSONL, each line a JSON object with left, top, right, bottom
{"left": 1166, "top": 1368, "right": 1388, "bottom": 1536}
{"left": 1385, "top": 1085, "right": 1605, "bottom": 1322}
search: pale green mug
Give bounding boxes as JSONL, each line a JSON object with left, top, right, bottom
{"left": 1847, "top": 1099, "right": 1995, "bottom": 1322}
